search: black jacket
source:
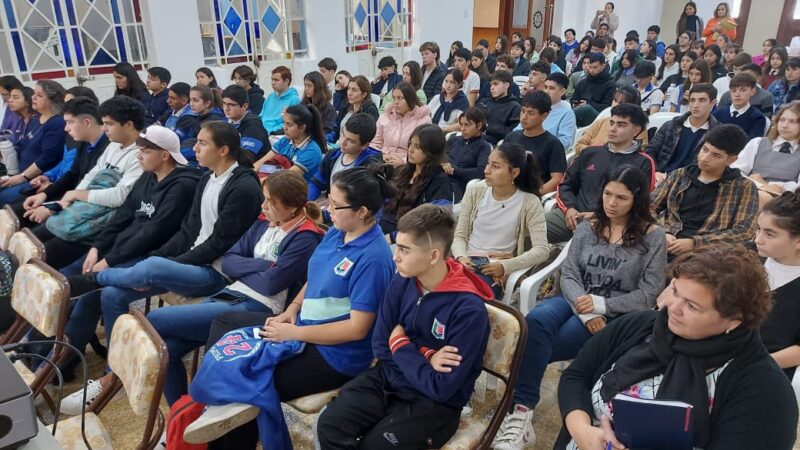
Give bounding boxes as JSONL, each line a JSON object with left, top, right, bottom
{"left": 152, "top": 165, "right": 263, "bottom": 266}
{"left": 247, "top": 83, "right": 265, "bottom": 115}
{"left": 446, "top": 134, "right": 492, "bottom": 202}
{"left": 144, "top": 90, "right": 170, "bottom": 127}
{"left": 512, "top": 58, "right": 531, "bottom": 77}
{"left": 43, "top": 134, "right": 110, "bottom": 200}
{"left": 422, "top": 65, "right": 447, "bottom": 102}
{"left": 572, "top": 71, "right": 616, "bottom": 112}
{"left": 556, "top": 310, "right": 798, "bottom": 450}
{"left": 476, "top": 95, "right": 521, "bottom": 144}
{"left": 94, "top": 166, "right": 201, "bottom": 266}
{"left": 645, "top": 112, "right": 720, "bottom": 172}
{"left": 234, "top": 112, "right": 271, "bottom": 167}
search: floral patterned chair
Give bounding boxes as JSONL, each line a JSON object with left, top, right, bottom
{"left": 54, "top": 309, "right": 168, "bottom": 450}
{"left": 8, "top": 228, "right": 45, "bottom": 265}
{"left": 0, "top": 205, "right": 20, "bottom": 250}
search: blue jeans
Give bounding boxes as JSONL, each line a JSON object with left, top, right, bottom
{"left": 97, "top": 257, "right": 228, "bottom": 347}
{"left": 0, "top": 181, "right": 31, "bottom": 206}
{"left": 513, "top": 295, "right": 593, "bottom": 408}
{"left": 147, "top": 290, "right": 275, "bottom": 404}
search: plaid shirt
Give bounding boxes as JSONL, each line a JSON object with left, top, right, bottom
{"left": 650, "top": 165, "right": 758, "bottom": 246}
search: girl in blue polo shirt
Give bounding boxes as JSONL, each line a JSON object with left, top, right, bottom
{"left": 183, "top": 166, "right": 396, "bottom": 449}
{"left": 254, "top": 103, "right": 326, "bottom": 183}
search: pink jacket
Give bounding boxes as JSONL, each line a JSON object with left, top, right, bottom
{"left": 370, "top": 105, "right": 432, "bottom": 161}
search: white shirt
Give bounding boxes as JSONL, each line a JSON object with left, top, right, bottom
{"left": 637, "top": 84, "right": 664, "bottom": 113}
{"left": 77, "top": 141, "right": 143, "bottom": 208}
{"left": 427, "top": 95, "right": 464, "bottom": 129}
{"left": 730, "top": 103, "right": 751, "bottom": 117}
{"left": 732, "top": 137, "right": 800, "bottom": 190}
{"left": 466, "top": 188, "right": 524, "bottom": 255}
{"left": 765, "top": 258, "right": 800, "bottom": 290}
{"left": 462, "top": 70, "right": 481, "bottom": 96}
{"left": 682, "top": 117, "right": 709, "bottom": 133}
{"left": 192, "top": 162, "right": 239, "bottom": 254}
{"left": 228, "top": 225, "right": 289, "bottom": 312}
{"left": 657, "top": 62, "right": 680, "bottom": 86}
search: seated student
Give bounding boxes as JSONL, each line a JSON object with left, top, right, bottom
{"left": 221, "top": 85, "right": 271, "bottom": 168}
{"left": 755, "top": 190, "right": 800, "bottom": 380}
{"left": 478, "top": 55, "right": 522, "bottom": 100}
{"left": 1, "top": 85, "right": 39, "bottom": 171}
{"left": 317, "top": 204, "right": 491, "bottom": 448}
{"left": 381, "top": 124, "right": 453, "bottom": 238}
{"left": 712, "top": 51, "right": 751, "bottom": 101}
{"left": 477, "top": 38, "right": 497, "bottom": 72}
{"left": 59, "top": 122, "right": 262, "bottom": 408}
{"left": 538, "top": 72, "right": 577, "bottom": 149}
{"left": 419, "top": 41, "right": 447, "bottom": 103}
{"left": 713, "top": 73, "right": 767, "bottom": 140}
{"left": 452, "top": 143, "right": 549, "bottom": 299}
{"left": 308, "top": 113, "right": 382, "bottom": 201}
{"left": 612, "top": 49, "right": 639, "bottom": 88}
{"left": 372, "top": 56, "right": 403, "bottom": 100}
{"left": 669, "top": 59, "right": 711, "bottom": 113}
{"left": 476, "top": 71, "right": 521, "bottom": 145}
{"left": 646, "top": 83, "right": 719, "bottom": 182}
{"left": 504, "top": 91, "right": 567, "bottom": 194}
{"left": 493, "top": 166, "right": 666, "bottom": 450}
{"left": 332, "top": 70, "right": 352, "bottom": 114}
{"left": 733, "top": 101, "right": 800, "bottom": 202}
{"left": 769, "top": 57, "right": 800, "bottom": 114}
{"left": 651, "top": 124, "right": 757, "bottom": 257}
{"left": 511, "top": 41, "right": 531, "bottom": 76}
{"left": 0, "top": 75, "right": 24, "bottom": 135}
{"left": 575, "top": 86, "right": 649, "bottom": 154}
{"left": 632, "top": 61, "right": 664, "bottom": 115}
{"left": 259, "top": 66, "right": 301, "bottom": 135}
{"left": 538, "top": 47, "right": 565, "bottom": 75}
{"left": 572, "top": 52, "right": 616, "bottom": 127}
{"left": 522, "top": 62, "right": 551, "bottom": 98}
{"left": 333, "top": 75, "right": 379, "bottom": 142}
{"left": 557, "top": 243, "right": 798, "bottom": 450}
{"left": 547, "top": 104, "right": 655, "bottom": 243}
{"left": 148, "top": 171, "right": 325, "bottom": 405}
{"left": 195, "top": 67, "right": 221, "bottom": 90}
{"left": 428, "top": 68, "right": 469, "bottom": 133}
{"left": 718, "top": 63, "right": 775, "bottom": 116}
{"left": 159, "top": 82, "right": 198, "bottom": 141}
{"left": 443, "top": 107, "right": 492, "bottom": 201}
{"left": 18, "top": 97, "right": 110, "bottom": 230}
{"left": 659, "top": 49, "right": 696, "bottom": 96}
{"left": 178, "top": 167, "right": 395, "bottom": 449}
{"left": 452, "top": 47, "right": 481, "bottom": 106}
{"left": 704, "top": 44, "right": 727, "bottom": 81}
{"left": 181, "top": 85, "right": 226, "bottom": 164}
{"left": 0, "top": 80, "right": 65, "bottom": 205}
{"left": 231, "top": 65, "right": 265, "bottom": 115}
{"left": 112, "top": 62, "right": 149, "bottom": 105}
{"left": 254, "top": 104, "right": 325, "bottom": 183}
{"left": 302, "top": 71, "right": 337, "bottom": 141}
{"left": 380, "top": 61, "right": 428, "bottom": 113}
{"left": 24, "top": 96, "right": 145, "bottom": 270}
{"left": 144, "top": 66, "right": 171, "bottom": 127}
{"left": 371, "top": 82, "right": 432, "bottom": 167}
{"left": 647, "top": 24, "right": 666, "bottom": 58}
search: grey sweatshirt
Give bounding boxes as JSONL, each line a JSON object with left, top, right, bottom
{"left": 560, "top": 221, "right": 667, "bottom": 324}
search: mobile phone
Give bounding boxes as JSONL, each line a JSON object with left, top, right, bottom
{"left": 42, "top": 201, "right": 63, "bottom": 213}
{"left": 469, "top": 256, "right": 491, "bottom": 269}
{"left": 209, "top": 291, "right": 246, "bottom": 304}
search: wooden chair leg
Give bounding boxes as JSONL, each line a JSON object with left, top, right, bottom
{"left": 144, "top": 296, "right": 152, "bottom": 314}
{"left": 189, "top": 347, "right": 203, "bottom": 381}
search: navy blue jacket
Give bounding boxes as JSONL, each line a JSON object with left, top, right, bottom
{"left": 308, "top": 147, "right": 383, "bottom": 200}
{"left": 18, "top": 115, "right": 65, "bottom": 172}
{"left": 372, "top": 73, "right": 403, "bottom": 96}
{"left": 446, "top": 134, "right": 492, "bottom": 202}
{"left": 233, "top": 112, "right": 271, "bottom": 167}
{"left": 144, "top": 90, "right": 170, "bottom": 127}
{"left": 221, "top": 218, "right": 324, "bottom": 307}
{"left": 247, "top": 83, "right": 265, "bottom": 115}
{"left": 712, "top": 105, "right": 767, "bottom": 141}
{"left": 374, "top": 259, "right": 492, "bottom": 408}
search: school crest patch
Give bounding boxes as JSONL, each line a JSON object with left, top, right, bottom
{"left": 431, "top": 317, "right": 446, "bottom": 340}
{"left": 334, "top": 257, "right": 354, "bottom": 276}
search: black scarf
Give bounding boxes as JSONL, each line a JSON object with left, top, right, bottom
{"left": 432, "top": 90, "right": 469, "bottom": 125}
{"left": 599, "top": 308, "right": 760, "bottom": 447}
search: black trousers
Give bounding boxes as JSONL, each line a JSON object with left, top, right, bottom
{"left": 30, "top": 223, "right": 89, "bottom": 270}
{"left": 316, "top": 366, "right": 462, "bottom": 450}
{"left": 204, "top": 311, "right": 353, "bottom": 450}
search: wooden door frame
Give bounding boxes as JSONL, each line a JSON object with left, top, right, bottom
{"left": 778, "top": 0, "right": 800, "bottom": 45}
{"left": 733, "top": 0, "right": 752, "bottom": 47}
{"left": 504, "top": 0, "right": 533, "bottom": 39}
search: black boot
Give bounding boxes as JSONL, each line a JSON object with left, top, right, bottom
{"left": 67, "top": 273, "right": 102, "bottom": 297}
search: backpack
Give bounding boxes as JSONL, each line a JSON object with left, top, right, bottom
{"left": 0, "top": 250, "right": 18, "bottom": 333}
{"left": 166, "top": 394, "right": 207, "bottom": 450}
{"left": 45, "top": 168, "right": 122, "bottom": 244}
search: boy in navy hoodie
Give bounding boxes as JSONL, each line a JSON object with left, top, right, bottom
{"left": 317, "top": 204, "right": 491, "bottom": 449}
{"left": 144, "top": 67, "right": 171, "bottom": 127}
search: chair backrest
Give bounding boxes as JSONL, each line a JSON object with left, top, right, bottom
{"left": 370, "top": 93, "right": 381, "bottom": 107}
{"left": 8, "top": 229, "right": 44, "bottom": 265}
{"left": 764, "top": 116, "right": 771, "bottom": 136}
{"left": 107, "top": 310, "right": 168, "bottom": 417}
{"left": 10, "top": 259, "right": 69, "bottom": 338}
{"left": 0, "top": 205, "right": 19, "bottom": 251}
{"left": 513, "top": 75, "right": 528, "bottom": 88}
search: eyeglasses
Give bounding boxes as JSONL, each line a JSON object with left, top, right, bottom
{"left": 332, "top": 204, "right": 358, "bottom": 210}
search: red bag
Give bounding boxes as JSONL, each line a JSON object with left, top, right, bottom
{"left": 166, "top": 394, "right": 207, "bottom": 450}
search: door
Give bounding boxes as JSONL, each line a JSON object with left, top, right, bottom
{"left": 529, "top": 0, "right": 554, "bottom": 50}
{"left": 778, "top": 0, "right": 800, "bottom": 45}
{"left": 507, "top": 0, "right": 532, "bottom": 39}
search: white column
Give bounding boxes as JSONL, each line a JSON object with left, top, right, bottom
{"left": 139, "top": 0, "right": 206, "bottom": 85}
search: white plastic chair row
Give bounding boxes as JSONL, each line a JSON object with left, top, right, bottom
{"left": 517, "top": 240, "right": 571, "bottom": 315}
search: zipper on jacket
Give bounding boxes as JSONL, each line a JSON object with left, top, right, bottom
{"left": 411, "top": 295, "right": 424, "bottom": 332}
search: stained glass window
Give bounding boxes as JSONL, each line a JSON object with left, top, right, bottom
{"left": 198, "top": 0, "right": 307, "bottom": 65}
{"left": 345, "top": 0, "right": 412, "bottom": 53}
{"left": 0, "top": 0, "right": 148, "bottom": 81}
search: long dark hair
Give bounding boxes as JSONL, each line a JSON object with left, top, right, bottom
{"left": 658, "top": 44, "right": 682, "bottom": 81}
{"left": 682, "top": 59, "right": 711, "bottom": 105}
{"left": 592, "top": 165, "right": 655, "bottom": 249}
{"left": 768, "top": 47, "right": 789, "bottom": 78}
{"left": 302, "top": 71, "right": 332, "bottom": 112}
{"left": 113, "top": 62, "right": 147, "bottom": 99}
{"left": 196, "top": 67, "right": 219, "bottom": 88}
{"left": 200, "top": 121, "right": 250, "bottom": 166}
{"left": 387, "top": 124, "right": 446, "bottom": 218}
{"left": 332, "top": 165, "right": 397, "bottom": 223}
{"left": 642, "top": 39, "right": 658, "bottom": 61}
{"left": 762, "top": 187, "right": 800, "bottom": 237}
{"left": 471, "top": 50, "right": 490, "bottom": 81}
{"left": 676, "top": 1, "right": 699, "bottom": 38}
{"left": 494, "top": 142, "right": 542, "bottom": 196}
{"left": 615, "top": 49, "right": 639, "bottom": 81}
{"left": 285, "top": 103, "right": 328, "bottom": 153}
{"left": 494, "top": 35, "right": 509, "bottom": 56}
{"left": 402, "top": 61, "right": 423, "bottom": 91}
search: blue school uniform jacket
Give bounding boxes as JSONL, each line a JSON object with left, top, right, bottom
{"left": 373, "top": 258, "right": 492, "bottom": 408}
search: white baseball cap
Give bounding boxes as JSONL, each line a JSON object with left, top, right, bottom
{"left": 139, "top": 125, "right": 188, "bottom": 165}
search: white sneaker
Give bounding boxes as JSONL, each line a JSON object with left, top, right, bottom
{"left": 60, "top": 379, "right": 110, "bottom": 416}
{"left": 461, "top": 400, "right": 473, "bottom": 417}
{"left": 491, "top": 404, "right": 535, "bottom": 450}
{"left": 183, "top": 403, "right": 260, "bottom": 444}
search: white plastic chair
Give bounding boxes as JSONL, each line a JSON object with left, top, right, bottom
{"left": 541, "top": 191, "right": 558, "bottom": 212}
{"left": 792, "top": 367, "right": 800, "bottom": 408}
{"left": 371, "top": 93, "right": 381, "bottom": 107}
{"left": 763, "top": 117, "right": 771, "bottom": 136}
{"left": 647, "top": 112, "right": 680, "bottom": 132}
{"left": 518, "top": 240, "right": 571, "bottom": 315}
{"left": 513, "top": 76, "right": 528, "bottom": 89}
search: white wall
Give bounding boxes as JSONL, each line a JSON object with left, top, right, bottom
{"left": 552, "top": 0, "right": 664, "bottom": 43}
{"left": 140, "top": 0, "right": 205, "bottom": 86}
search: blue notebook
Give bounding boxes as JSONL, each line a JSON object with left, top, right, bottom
{"left": 612, "top": 394, "right": 694, "bottom": 450}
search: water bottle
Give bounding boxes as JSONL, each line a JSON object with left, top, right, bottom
{"left": 0, "top": 140, "right": 19, "bottom": 175}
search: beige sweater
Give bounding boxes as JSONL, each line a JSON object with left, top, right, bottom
{"left": 451, "top": 180, "right": 550, "bottom": 274}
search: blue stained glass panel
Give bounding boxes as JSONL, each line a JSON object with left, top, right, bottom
{"left": 380, "top": 2, "right": 395, "bottom": 25}
{"left": 212, "top": 0, "right": 220, "bottom": 21}
{"left": 218, "top": 0, "right": 231, "bottom": 14}
{"left": 53, "top": 0, "right": 65, "bottom": 26}
{"left": 110, "top": 0, "right": 120, "bottom": 23}
{"left": 11, "top": 31, "right": 26, "bottom": 71}
{"left": 354, "top": 2, "right": 366, "bottom": 27}
{"left": 64, "top": 0, "right": 76, "bottom": 25}
{"left": 91, "top": 47, "right": 115, "bottom": 65}
{"left": 115, "top": 26, "right": 127, "bottom": 60}
{"left": 262, "top": 5, "right": 280, "bottom": 34}
{"left": 59, "top": 29, "right": 72, "bottom": 65}
{"left": 215, "top": 23, "right": 224, "bottom": 56}
{"left": 4, "top": 0, "right": 16, "bottom": 28}
{"left": 229, "top": 40, "right": 245, "bottom": 56}
{"left": 224, "top": 7, "right": 241, "bottom": 34}
{"left": 71, "top": 28, "right": 84, "bottom": 64}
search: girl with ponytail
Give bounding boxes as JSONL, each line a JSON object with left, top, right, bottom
{"left": 755, "top": 187, "right": 800, "bottom": 378}
{"left": 451, "top": 142, "right": 549, "bottom": 298}
{"left": 254, "top": 103, "right": 326, "bottom": 183}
